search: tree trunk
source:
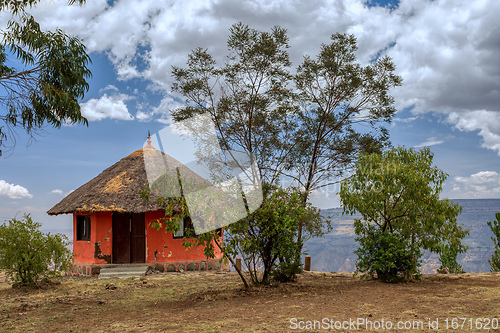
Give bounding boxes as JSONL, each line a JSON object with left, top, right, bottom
{"left": 213, "top": 237, "right": 249, "bottom": 289}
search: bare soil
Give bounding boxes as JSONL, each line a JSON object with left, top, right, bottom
{"left": 1, "top": 270, "right": 500, "bottom": 332}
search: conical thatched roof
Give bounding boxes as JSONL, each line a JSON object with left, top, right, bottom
{"left": 47, "top": 147, "right": 210, "bottom": 215}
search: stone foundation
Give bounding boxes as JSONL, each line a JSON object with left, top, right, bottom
{"left": 68, "top": 258, "right": 226, "bottom": 277}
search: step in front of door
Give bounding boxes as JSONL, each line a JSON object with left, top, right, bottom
{"left": 98, "top": 265, "right": 150, "bottom": 279}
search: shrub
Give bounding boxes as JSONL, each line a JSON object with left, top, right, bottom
{"left": 0, "top": 214, "right": 73, "bottom": 287}
{"left": 225, "top": 183, "right": 327, "bottom": 285}
{"left": 487, "top": 213, "right": 500, "bottom": 272}
{"left": 438, "top": 243, "right": 465, "bottom": 274}
{"left": 340, "top": 147, "right": 468, "bottom": 282}
{"left": 353, "top": 221, "right": 421, "bottom": 283}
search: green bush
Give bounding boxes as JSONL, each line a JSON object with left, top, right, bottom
{"left": 487, "top": 213, "right": 500, "bottom": 272}
{"left": 438, "top": 243, "right": 465, "bottom": 273}
{"left": 225, "top": 183, "right": 327, "bottom": 285}
{"left": 0, "top": 214, "right": 73, "bottom": 287}
{"left": 340, "top": 147, "right": 468, "bottom": 283}
{"left": 353, "top": 221, "right": 421, "bottom": 283}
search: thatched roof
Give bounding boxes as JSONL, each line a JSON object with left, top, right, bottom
{"left": 47, "top": 147, "right": 210, "bottom": 215}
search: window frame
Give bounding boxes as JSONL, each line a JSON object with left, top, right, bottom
{"left": 172, "top": 216, "right": 197, "bottom": 239}
{"left": 76, "top": 215, "right": 91, "bottom": 241}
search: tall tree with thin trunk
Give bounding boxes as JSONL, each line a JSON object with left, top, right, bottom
{"left": 289, "top": 33, "right": 403, "bottom": 252}
{"left": 171, "top": 22, "right": 297, "bottom": 185}
{"left": 171, "top": 24, "right": 402, "bottom": 276}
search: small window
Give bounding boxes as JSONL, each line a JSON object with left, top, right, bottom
{"left": 76, "top": 215, "right": 91, "bottom": 241}
{"left": 173, "top": 216, "right": 196, "bottom": 239}
{"left": 173, "top": 217, "right": 184, "bottom": 238}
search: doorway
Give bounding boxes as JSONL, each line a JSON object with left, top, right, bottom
{"left": 112, "top": 213, "right": 146, "bottom": 264}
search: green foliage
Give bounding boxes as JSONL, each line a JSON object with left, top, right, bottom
{"left": 0, "top": 0, "right": 91, "bottom": 155}
{"left": 139, "top": 182, "right": 220, "bottom": 262}
{"left": 141, "top": 180, "right": 328, "bottom": 287}
{"left": 438, "top": 243, "right": 465, "bottom": 274}
{"left": 171, "top": 23, "right": 403, "bottom": 272}
{"left": 292, "top": 33, "right": 402, "bottom": 195}
{"left": 340, "top": 146, "right": 469, "bottom": 281}
{"left": 172, "top": 22, "right": 295, "bottom": 185}
{"left": 487, "top": 212, "right": 500, "bottom": 272}
{"left": 354, "top": 220, "right": 420, "bottom": 283}
{"left": 0, "top": 214, "right": 73, "bottom": 287}
{"left": 224, "top": 183, "right": 328, "bottom": 285}
{"left": 172, "top": 24, "right": 402, "bottom": 194}
{"left": 290, "top": 32, "right": 402, "bottom": 259}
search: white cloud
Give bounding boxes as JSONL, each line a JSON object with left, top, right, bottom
{"left": 385, "top": 0, "right": 500, "bottom": 114}
{"left": 24, "top": 0, "right": 500, "bottom": 103}
{"left": 99, "top": 84, "right": 119, "bottom": 93}
{"left": 394, "top": 117, "right": 417, "bottom": 123}
{"left": 80, "top": 93, "right": 134, "bottom": 121}
{"left": 414, "top": 137, "right": 444, "bottom": 148}
{"left": 0, "top": 180, "right": 33, "bottom": 199}
{"left": 153, "top": 96, "right": 185, "bottom": 124}
{"left": 448, "top": 110, "right": 500, "bottom": 155}
{"left": 308, "top": 186, "right": 341, "bottom": 209}
{"left": 22, "top": 0, "right": 500, "bottom": 150}
{"left": 450, "top": 171, "right": 500, "bottom": 198}
{"left": 135, "top": 96, "right": 185, "bottom": 124}
{"left": 50, "top": 189, "right": 64, "bottom": 195}
{"left": 136, "top": 110, "right": 152, "bottom": 122}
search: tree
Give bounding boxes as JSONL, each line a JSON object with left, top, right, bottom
{"left": 0, "top": 0, "right": 91, "bottom": 156}
{"left": 290, "top": 33, "right": 402, "bottom": 254}
{"left": 487, "top": 212, "right": 500, "bottom": 272}
{"left": 224, "top": 183, "right": 327, "bottom": 285}
{"left": 170, "top": 23, "right": 310, "bottom": 281}
{"left": 171, "top": 24, "right": 403, "bottom": 270}
{"left": 171, "top": 22, "right": 296, "bottom": 185}
{"left": 353, "top": 222, "right": 420, "bottom": 283}
{"left": 437, "top": 243, "right": 465, "bottom": 274}
{"left": 140, "top": 173, "right": 253, "bottom": 289}
{"left": 0, "top": 214, "right": 73, "bottom": 287}
{"left": 340, "top": 146, "right": 469, "bottom": 281}
{"left": 141, "top": 179, "right": 329, "bottom": 287}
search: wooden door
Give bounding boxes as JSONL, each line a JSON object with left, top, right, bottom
{"left": 130, "top": 213, "right": 145, "bottom": 263}
{"left": 112, "top": 213, "right": 146, "bottom": 264}
{"left": 112, "top": 213, "right": 130, "bottom": 264}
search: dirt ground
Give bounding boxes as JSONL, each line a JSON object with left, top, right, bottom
{"left": 1, "top": 269, "right": 500, "bottom": 332}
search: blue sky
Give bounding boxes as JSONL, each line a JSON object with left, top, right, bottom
{"left": 1, "top": 0, "right": 500, "bottom": 237}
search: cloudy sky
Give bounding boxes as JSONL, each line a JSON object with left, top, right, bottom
{"left": 1, "top": 0, "right": 500, "bottom": 236}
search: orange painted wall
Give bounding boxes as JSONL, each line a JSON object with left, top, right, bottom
{"left": 93, "top": 212, "right": 113, "bottom": 264}
{"left": 73, "top": 210, "right": 222, "bottom": 265}
{"left": 73, "top": 212, "right": 112, "bottom": 264}
{"left": 144, "top": 210, "right": 223, "bottom": 263}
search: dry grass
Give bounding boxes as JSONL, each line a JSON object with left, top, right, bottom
{"left": 1, "top": 270, "right": 500, "bottom": 332}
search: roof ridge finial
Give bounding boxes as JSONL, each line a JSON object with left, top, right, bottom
{"left": 145, "top": 131, "right": 154, "bottom": 149}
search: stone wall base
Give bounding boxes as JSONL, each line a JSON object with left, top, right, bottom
{"left": 68, "top": 258, "right": 226, "bottom": 277}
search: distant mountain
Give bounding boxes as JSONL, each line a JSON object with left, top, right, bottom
{"left": 304, "top": 199, "right": 500, "bottom": 273}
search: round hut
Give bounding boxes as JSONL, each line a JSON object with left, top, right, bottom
{"left": 47, "top": 137, "right": 224, "bottom": 276}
